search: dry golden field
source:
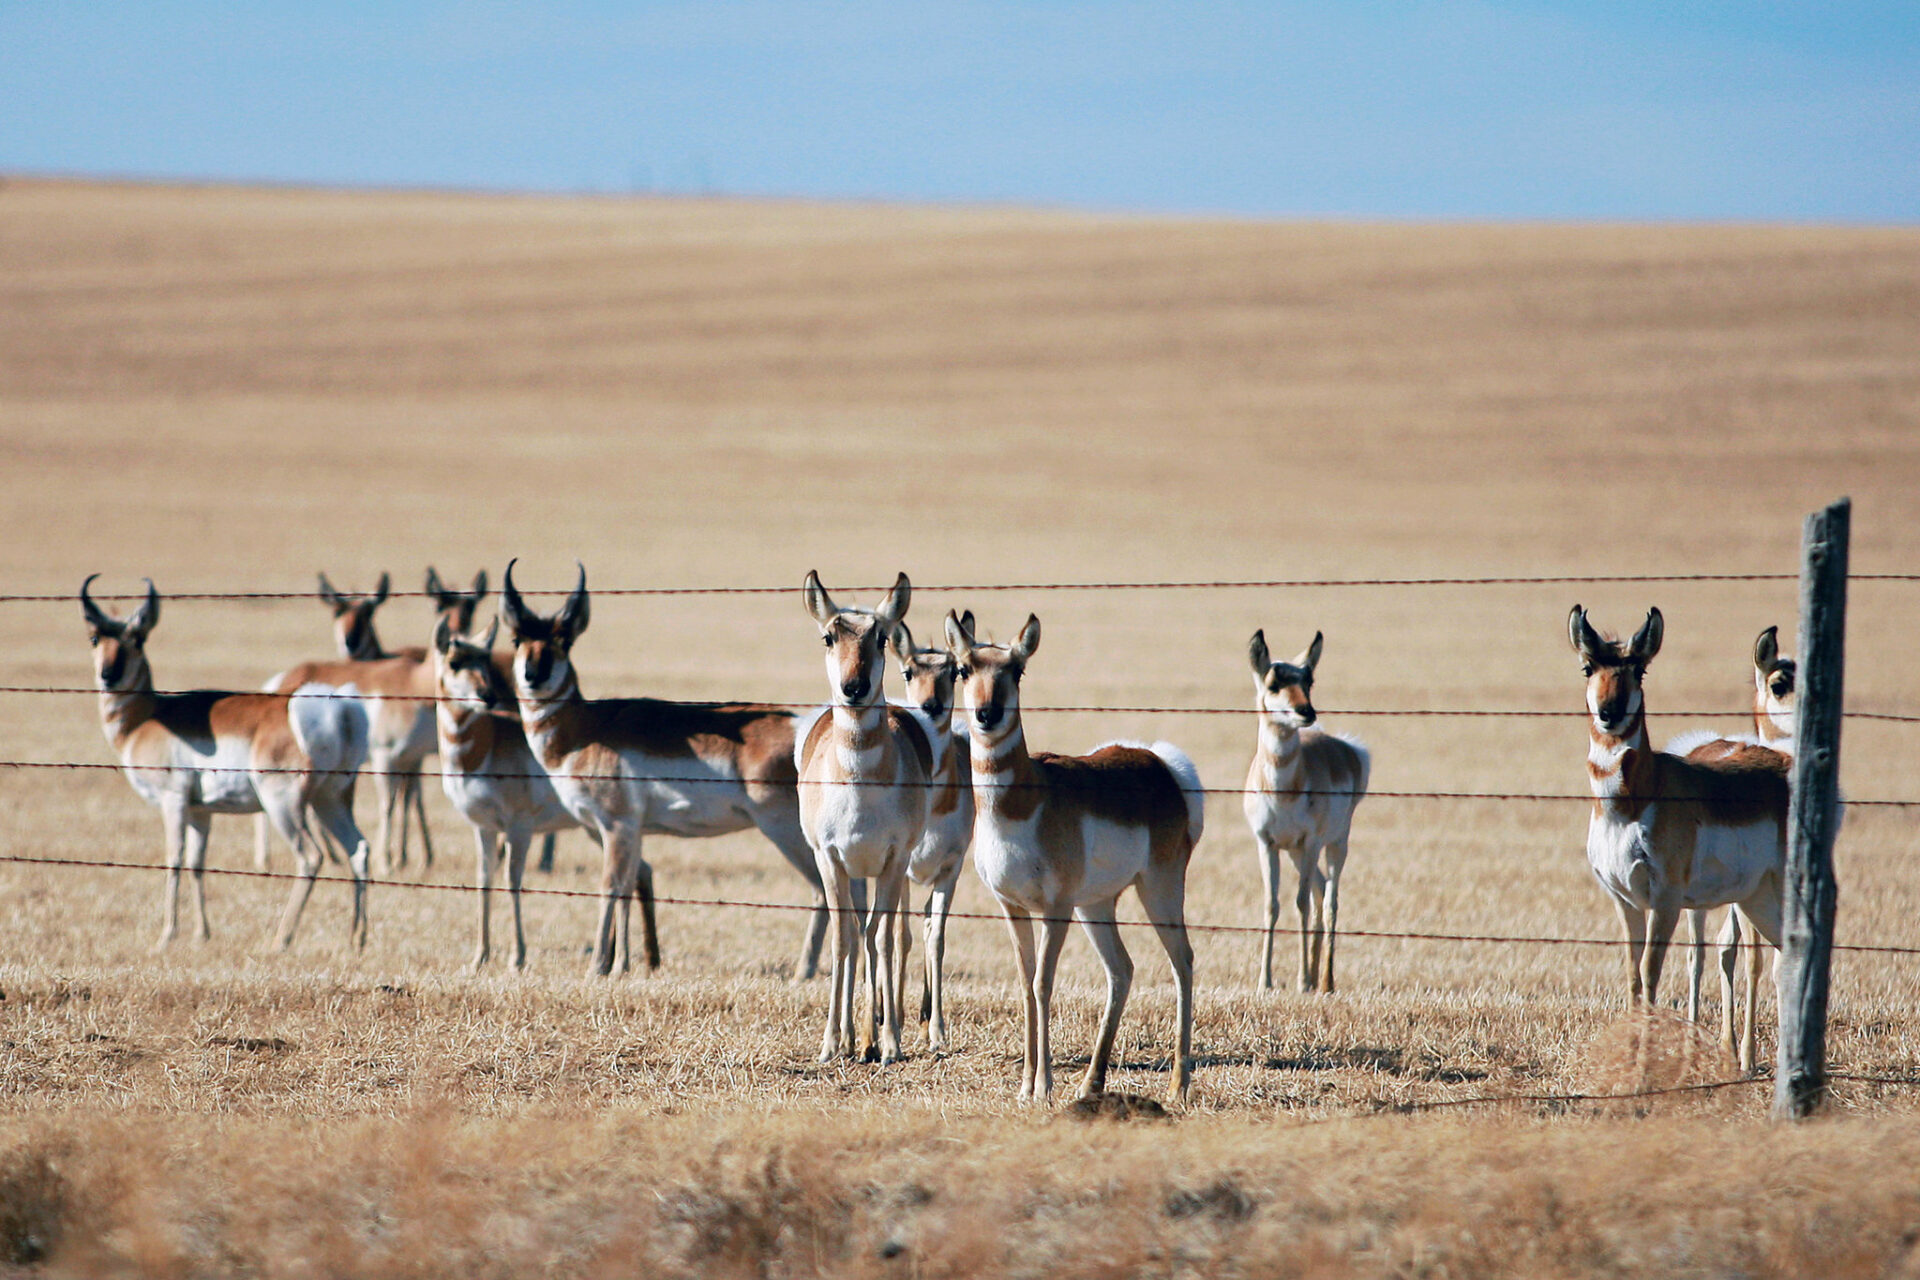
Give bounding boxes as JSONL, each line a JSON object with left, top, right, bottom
{"left": 3, "top": 178, "right": 1920, "bottom": 1276}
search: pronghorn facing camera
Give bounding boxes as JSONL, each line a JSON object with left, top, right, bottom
{"left": 82, "top": 576, "right": 373, "bottom": 951}
{"left": 431, "top": 615, "right": 584, "bottom": 970}
{"left": 1243, "top": 629, "right": 1371, "bottom": 994}
{"left": 500, "top": 560, "right": 829, "bottom": 979}
{"left": 796, "top": 572, "right": 932, "bottom": 1064}
{"left": 1569, "top": 605, "right": 1788, "bottom": 1063}
{"left": 947, "top": 610, "right": 1201, "bottom": 1105}
{"left": 889, "top": 616, "right": 975, "bottom": 1054}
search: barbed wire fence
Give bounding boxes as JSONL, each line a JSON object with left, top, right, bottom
{"left": 8, "top": 563, "right": 1918, "bottom": 1113}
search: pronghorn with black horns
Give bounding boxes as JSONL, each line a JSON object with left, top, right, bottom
{"left": 888, "top": 615, "right": 974, "bottom": 1053}
{"left": 499, "top": 560, "right": 829, "bottom": 978}
{"left": 1243, "top": 628, "right": 1371, "bottom": 993}
{"left": 1569, "top": 605, "right": 1789, "bottom": 1067}
{"left": 795, "top": 572, "right": 932, "bottom": 1063}
{"left": 431, "top": 614, "right": 587, "bottom": 969}
{"left": 82, "top": 576, "right": 373, "bottom": 951}
{"left": 946, "top": 610, "right": 1202, "bottom": 1105}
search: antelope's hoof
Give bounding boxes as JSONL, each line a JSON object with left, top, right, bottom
{"left": 470, "top": 952, "right": 489, "bottom": 972}
{"left": 510, "top": 953, "right": 527, "bottom": 972}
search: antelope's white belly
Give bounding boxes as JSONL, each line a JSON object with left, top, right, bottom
{"left": 972, "top": 812, "right": 1148, "bottom": 911}
{"left": 1586, "top": 810, "right": 1656, "bottom": 907}
{"left": 546, "top": 749, "right": 753, "bottom": 839}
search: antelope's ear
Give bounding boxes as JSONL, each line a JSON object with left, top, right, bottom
{"left": 469, "top": 568, "right": 489, "bottom": 602}
{"left": 876, "top": 572, "right": 910, "bottom": 629}
{"left": 958, "top": 609, "right": 976, "bottom": 639}
{"left": 803, "top": 571, "right": 837, "bottom": 627}
{"left": 1568, "top": 605, "right": 1605, "bottom": 662}
{"left": 480, "top": 615, "right": 500, "bottom": 652}
{"left": 890, "top": 620, "right": 915, "bottom": 660}
{"left": 372, "top": 572, "right": 390, "bottom": 607}
{"left": 1011, "top": 614, "right": 1041, "bottom": 665}
{"left": 1293, "top": 631, "right": 1324, "bottom": 673}
{"left": 1753, "top": 625, "right": 1779, "bottom": 672}
{"left": 552, "top": 561, "right": 590, "bottom": 647}
{"left": 424, "top": 566, "right": 447, "bottom": 600}
{"left": 1630, "top": 607, "right": 1664, "bottom": 665}
{"left": 1248, "top": 629, "right": 1271, "bottom": 679}
{"left": 124, "top": 579, "right": 160, "bottom": 641}
{"left": 318, "top": 572, "right": 344, "bottom": 611}
{"left": 944, "top": 610, "right": 975, "bottom": 663}
{"left": 499, "top": 559, "right": 533, "bottom": 639}
{"left": 432, "top": 614, "right": 455, "bottom": 656}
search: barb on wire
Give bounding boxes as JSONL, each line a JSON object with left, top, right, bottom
{"left": 4, "top": 853, "right": 1918, "bottom": 955}
{"left": 25, "top": 570, "right": 1920, "bottom": 606}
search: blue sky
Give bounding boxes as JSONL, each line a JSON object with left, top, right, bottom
{"left": 3, "top": 2, "right": 1916, "bottom": 220}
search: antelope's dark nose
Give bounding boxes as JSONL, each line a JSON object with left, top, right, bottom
{"left": 1297, "top": 706, "right": 1317, "bottom": 727}
{"left": 975, "top": 704, "right": 1002, "bottom": 731}
{"left": 922, "top": 699, "right": 945, "bottom": 719}
{"left": 841, "top": 676, "right": 870, "bottom": 703}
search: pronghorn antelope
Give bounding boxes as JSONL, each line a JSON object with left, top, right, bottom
{"left": 1243, "top": 629, "right": 1371, "bottom": 993}
{"left": 796, "top": 573, "right": 932, "bottom": 1064}
{"left": 82, "top": 576, "right": 373, "bottom": 951}
{"left": 499, "top": 560, "right": 829, "bottom": 979}
{"left": 1569, "top": 605, "right": 1789, "bottom": 1069}
{"left": 431, "top": 615, "right": 587, "bottom": 969}
{"left": 947, "top": 610, "right": 1202, "bottom": 1105}
{"left": 260, "top": 569, "right": 481, "bottom": 874}
{"left": 888, "top": 616, "right": 974, "bottom": 1054}
{"left": 1669, "top": 624, "right": 1798, "bottom": 1064}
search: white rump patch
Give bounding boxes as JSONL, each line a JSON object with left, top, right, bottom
{"left": 288, "top": 681, "right": 370, "bottom": 784}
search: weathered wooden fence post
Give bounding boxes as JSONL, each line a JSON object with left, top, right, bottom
{"left": 1774, "top": 496, "right": 1849, "bottom": 1120}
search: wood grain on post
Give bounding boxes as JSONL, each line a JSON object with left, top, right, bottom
{"left": 1774, "top": 497, "right": 1849, "bottom": 1120}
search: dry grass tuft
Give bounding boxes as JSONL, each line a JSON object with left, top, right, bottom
{"left": 1060, "top": 1092, "right": 1173, "bottom": 1123}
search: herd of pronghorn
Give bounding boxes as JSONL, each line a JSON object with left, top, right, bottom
{"left": 78, "top": 566, "right": 1802, "bottom": 1104}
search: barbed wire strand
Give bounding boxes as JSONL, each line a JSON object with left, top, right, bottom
{"left": 4, "top": 853, "right": 1917, "bottom": 955}
{"left": 11, "top": 685, "right": 1919, "bottom": 722}
{"left": 5, "top": 758, "right": 1918, "bottom": 805}
{"left": 35, "top": 570, "right": 1920, "bottom": 605}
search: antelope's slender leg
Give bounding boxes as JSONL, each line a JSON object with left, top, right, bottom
{"left": 1002, "top": 906, "right": 1039, "bottom": 1100}
{"left": 1030, "top": 909, "right": 1073, "bottom": 1104}
{"left": 471, "top": 828, "right": 498, "bottom": 969}
{"left": 1289, "top": 846, "right": 1318, "bottom": 992}
{"left": 156, "top": 797, "right": 189, "bottom": 950}
{"left": 924, "top": 880, "right": 957, "bottom": 1052}
{"left": 184, "top": 808, "right": 213, "bottom": 942}
{"left": 1255, "top": 834, "right": 1282, "bottom": 991}
{"left": 504, "top": 829, "right": 532, "bottom": 970}
{"left": 1321, "top": 839, "right": 1348, "bottom": 994}
{"left": 1140, "top": 862, "right": 1196, "bottom": 1103}
{"left": 1614, "top": 896, "right": 1648, "bottom": 1007}
{"left": 1074, "top": 899, "right": 1133, "bottom": 1100}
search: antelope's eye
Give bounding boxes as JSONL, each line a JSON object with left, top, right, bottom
{"left": 821, "top": 632, "right": 833, "bottom": 647}
{"left": 1581, "top": 664, "right": 1595, "bottom": 677}
{"left": 956, "top": 666, "right": 971, "bottom": 679}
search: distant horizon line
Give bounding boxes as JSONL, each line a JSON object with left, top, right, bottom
{"left": 5, "top": 167, "right": 1915, "bottom": 231}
